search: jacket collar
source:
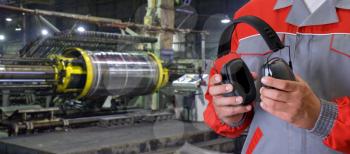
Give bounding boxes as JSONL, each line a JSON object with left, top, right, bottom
{"left": 336, "top": 0, "right": 350, "bottom": 9}
{"left": 273, "top": 0, "right": 350, "bottom": 27}
{"left": 274, "top": 0, "right": 293, "bottom": 10}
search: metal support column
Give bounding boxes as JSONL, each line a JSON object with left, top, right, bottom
{"left": 201, "top": 33, "right": 206, "bottom": 73}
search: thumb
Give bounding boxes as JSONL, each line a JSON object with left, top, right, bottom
{"left": 294, "top": 74, "right": 305, "bottom": 83}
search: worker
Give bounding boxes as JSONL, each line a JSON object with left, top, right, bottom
{"left": 204, "top": 0, "right": 350, "bottom": 153}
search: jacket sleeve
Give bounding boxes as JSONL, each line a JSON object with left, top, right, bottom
{"left": 308, "top": 96, "right": 350, "bottom": 153}
{"left": 203, "top": 27, "right": 254, "bottom": 138}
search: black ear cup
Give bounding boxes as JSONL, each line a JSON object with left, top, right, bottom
{"left": 216, "top": 16, "right": 286, "bottom": 106}
{"left": 262, "top": 58, "right": 296, "bottom": 82}
{"left": 221, "top": 59, "right": 256, "bottom": 105}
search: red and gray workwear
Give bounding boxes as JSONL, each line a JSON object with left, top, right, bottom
{"left": 204, "top": 0, "right": 350, "bottom": 153}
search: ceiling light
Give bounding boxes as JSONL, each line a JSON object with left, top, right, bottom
{"left": 0, "top": 35, "right": 5, "bottom": 41}
{"left": 221, "top": 18, "right": 231, "bottom": 24}
{"left": 15, "top": 27, "right": 22, "bottom": 31}
{"left": 77, "top": 26, "right": 86, "bottom": 32}
{"left": 41, "top": 29, "right": 49, "bottom": 36}
{"left": 5, "top": 18, "right": 12, "bottom": 22}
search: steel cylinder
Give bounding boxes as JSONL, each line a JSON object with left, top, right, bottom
{"left": 0, "top": 63, "right": 56, "bottom": 91}
{"left": 86, "top": 51, "right": 161, "bottom": 97}
{"left": 0, "top": 65, "right": 55, "bottom": 81}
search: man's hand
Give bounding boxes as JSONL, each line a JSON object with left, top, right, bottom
{"left": 208, "top": 73, "right": 255, "bottom": 125}
{"left": 260, "top": 75, "right": 321, "bottom": 129}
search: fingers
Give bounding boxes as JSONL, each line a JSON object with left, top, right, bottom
{"left": 260, "top": 87, "right": 290, "bottom": 102}
{"left": 209, "top": 72, "right": 256, "bottom": 97}
{"left": 209, "top": 84, "right": 233, "bottom": 96}
{"left": 219, "top": 105, "right": 253, "bottom": 117}
{"left": 209, "top": 74, "right": 222, "bottom": 86}
{"left": 213, "top": 96, "right": 243, "bottom": 106}
{"left": 261, "top": 76, "right": 298, "bottom": 92}
{"left": 251, "top": 72, "right": 258, "bottom": 80}
{"left": 260, "top": 102, "right": 286, "bottom": 119}
{"left": 260, "top": 95, "right": 289, "bottom": 112}
{"left": 295, "top": 75, "right": 305, "bottom": 82}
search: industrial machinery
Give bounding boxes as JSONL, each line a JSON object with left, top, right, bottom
{"left": 0, "top": 4, "right": 208, "bottom": 137}
{"left": 172, "top": 74, "right": 208, "bottom": 122}
{"left": 0, "top": 48, "right": 168, "bottom": 100}
{"left": 0, "top": 47, "right": 170, "bottom": 135}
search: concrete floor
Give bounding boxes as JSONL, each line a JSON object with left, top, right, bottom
{"left": 0, "top": 120, "right": 236, "bottom": 154}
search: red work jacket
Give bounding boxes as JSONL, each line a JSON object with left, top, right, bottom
{"left": 204, "top": 0, "right": 350, "bottom": 153}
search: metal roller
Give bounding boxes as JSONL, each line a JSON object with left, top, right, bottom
{"left": 62, "top": 48, "right": 168, "bottom": 98}
{"left": 0, "top": 48, "right": 168, "bottom": 99}
{"left": 0, "top": 65, "right": 55, "bottom": 80}
{"left": 0, "top": 63, "right": 56, "bottom": 93}
{"left": 87, "top": 52, "right": 161, "bottom": 97}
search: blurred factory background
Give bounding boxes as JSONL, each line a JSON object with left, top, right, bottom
{"left": 0, "top": 0, "right": 248, "bottom": 153}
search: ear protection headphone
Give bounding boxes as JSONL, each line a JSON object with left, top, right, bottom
{"left": 217, "top": 16, "right": 295, "bottom": 105}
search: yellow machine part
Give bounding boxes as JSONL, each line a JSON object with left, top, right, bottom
{"left": 54, "top": 55, "right": 85, "bottom": 93}
{"left": 53, "top": 48, "right": 94, "bottom": 99}
{"left": 68, "top": 48, "right": 94, "bottom": 99}
{"left": 148, "top": 52, "right": 169, "bottom": 92}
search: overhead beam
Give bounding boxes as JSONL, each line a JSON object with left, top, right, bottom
{"left": 0, "top": 4, "right": 207, "bottom": 34}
